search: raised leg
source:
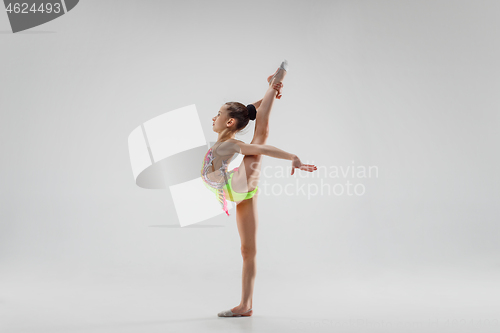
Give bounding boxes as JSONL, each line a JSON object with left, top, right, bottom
{"left": 235, "top": 85, "right": 275, "bottom": 188}
{"left": 251, "top": 85, "right": 277, "bottom": 145}
{"left": 231, "top": 75, "right": 286, "bottom": 192}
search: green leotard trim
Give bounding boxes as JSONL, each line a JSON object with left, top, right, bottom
{"left": 203, "top": 170, "right": 258, "bottom": 202}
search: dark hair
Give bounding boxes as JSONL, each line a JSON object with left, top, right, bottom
{"left": 225, "top": 102, "right": 256, "bottom": 132}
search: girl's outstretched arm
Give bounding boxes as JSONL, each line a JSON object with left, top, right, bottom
{"left": 226, "top": 140, "right": 317, "bottom": 174}
{"left": 228, "top": 139, "right": 292, "bottom": 159}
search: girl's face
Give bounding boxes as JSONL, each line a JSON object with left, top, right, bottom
{"left": 212, "top": 105, "right": 229, "bottom": 133}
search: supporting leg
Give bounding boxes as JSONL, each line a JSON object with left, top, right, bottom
{"left": 230, "top": 192, "right": 258, "bottom": 315}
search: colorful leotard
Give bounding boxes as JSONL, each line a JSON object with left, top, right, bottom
{"left": 201, "top": 146, "right": 258, "bottom": 216}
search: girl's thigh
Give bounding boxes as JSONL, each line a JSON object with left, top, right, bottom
{"left": 235, "top": 195, "right": 258, "bottom": 249}
{"left": 232, "top": 154, "right": 263, "bottom": 193}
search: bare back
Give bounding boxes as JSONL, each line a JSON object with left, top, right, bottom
{"left": 204, "top": 141, "right": 238, "bottom": 183}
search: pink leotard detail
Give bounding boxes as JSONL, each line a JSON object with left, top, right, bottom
{"left": 201, "top": 147, "right": 237, "bottom": 216}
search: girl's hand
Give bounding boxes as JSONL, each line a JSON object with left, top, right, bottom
{"left": 273, "top": 82, "right": 283, "bottom": 99}
{"left": 291, "top": 155, "right": 317, "bottom": 175}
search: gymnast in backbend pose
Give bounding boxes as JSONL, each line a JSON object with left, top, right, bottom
{"left": 200, "top": 60, "right": 317, "bottom": 317}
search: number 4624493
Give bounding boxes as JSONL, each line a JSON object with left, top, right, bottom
{"left": 5, "top": 2, "right": 62, "bottom": 14}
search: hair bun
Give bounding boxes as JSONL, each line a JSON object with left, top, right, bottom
{"left": 247, "top": 104, "right": 257, "bottom": 121}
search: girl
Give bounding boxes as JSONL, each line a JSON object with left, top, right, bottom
{"left": 200, "top": 60, "right": 317, "bottom": 317}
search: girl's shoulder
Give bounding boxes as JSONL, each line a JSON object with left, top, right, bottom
{"left": 216, "top": 139, "right": 241, "bottom": 156}
{"left": 226, "top": 138, "right": 244, "bottom": 145}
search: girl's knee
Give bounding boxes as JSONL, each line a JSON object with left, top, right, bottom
{"left": 241, "top": 246, "right": 257, "bottom": 259}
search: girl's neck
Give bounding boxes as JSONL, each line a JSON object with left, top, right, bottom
{"left": 217, "top": 132, "right": 235, "bottom": 143}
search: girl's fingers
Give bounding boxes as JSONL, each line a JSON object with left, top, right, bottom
{"left": 301, "top": 165, "right": 317, "bottom": 172}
